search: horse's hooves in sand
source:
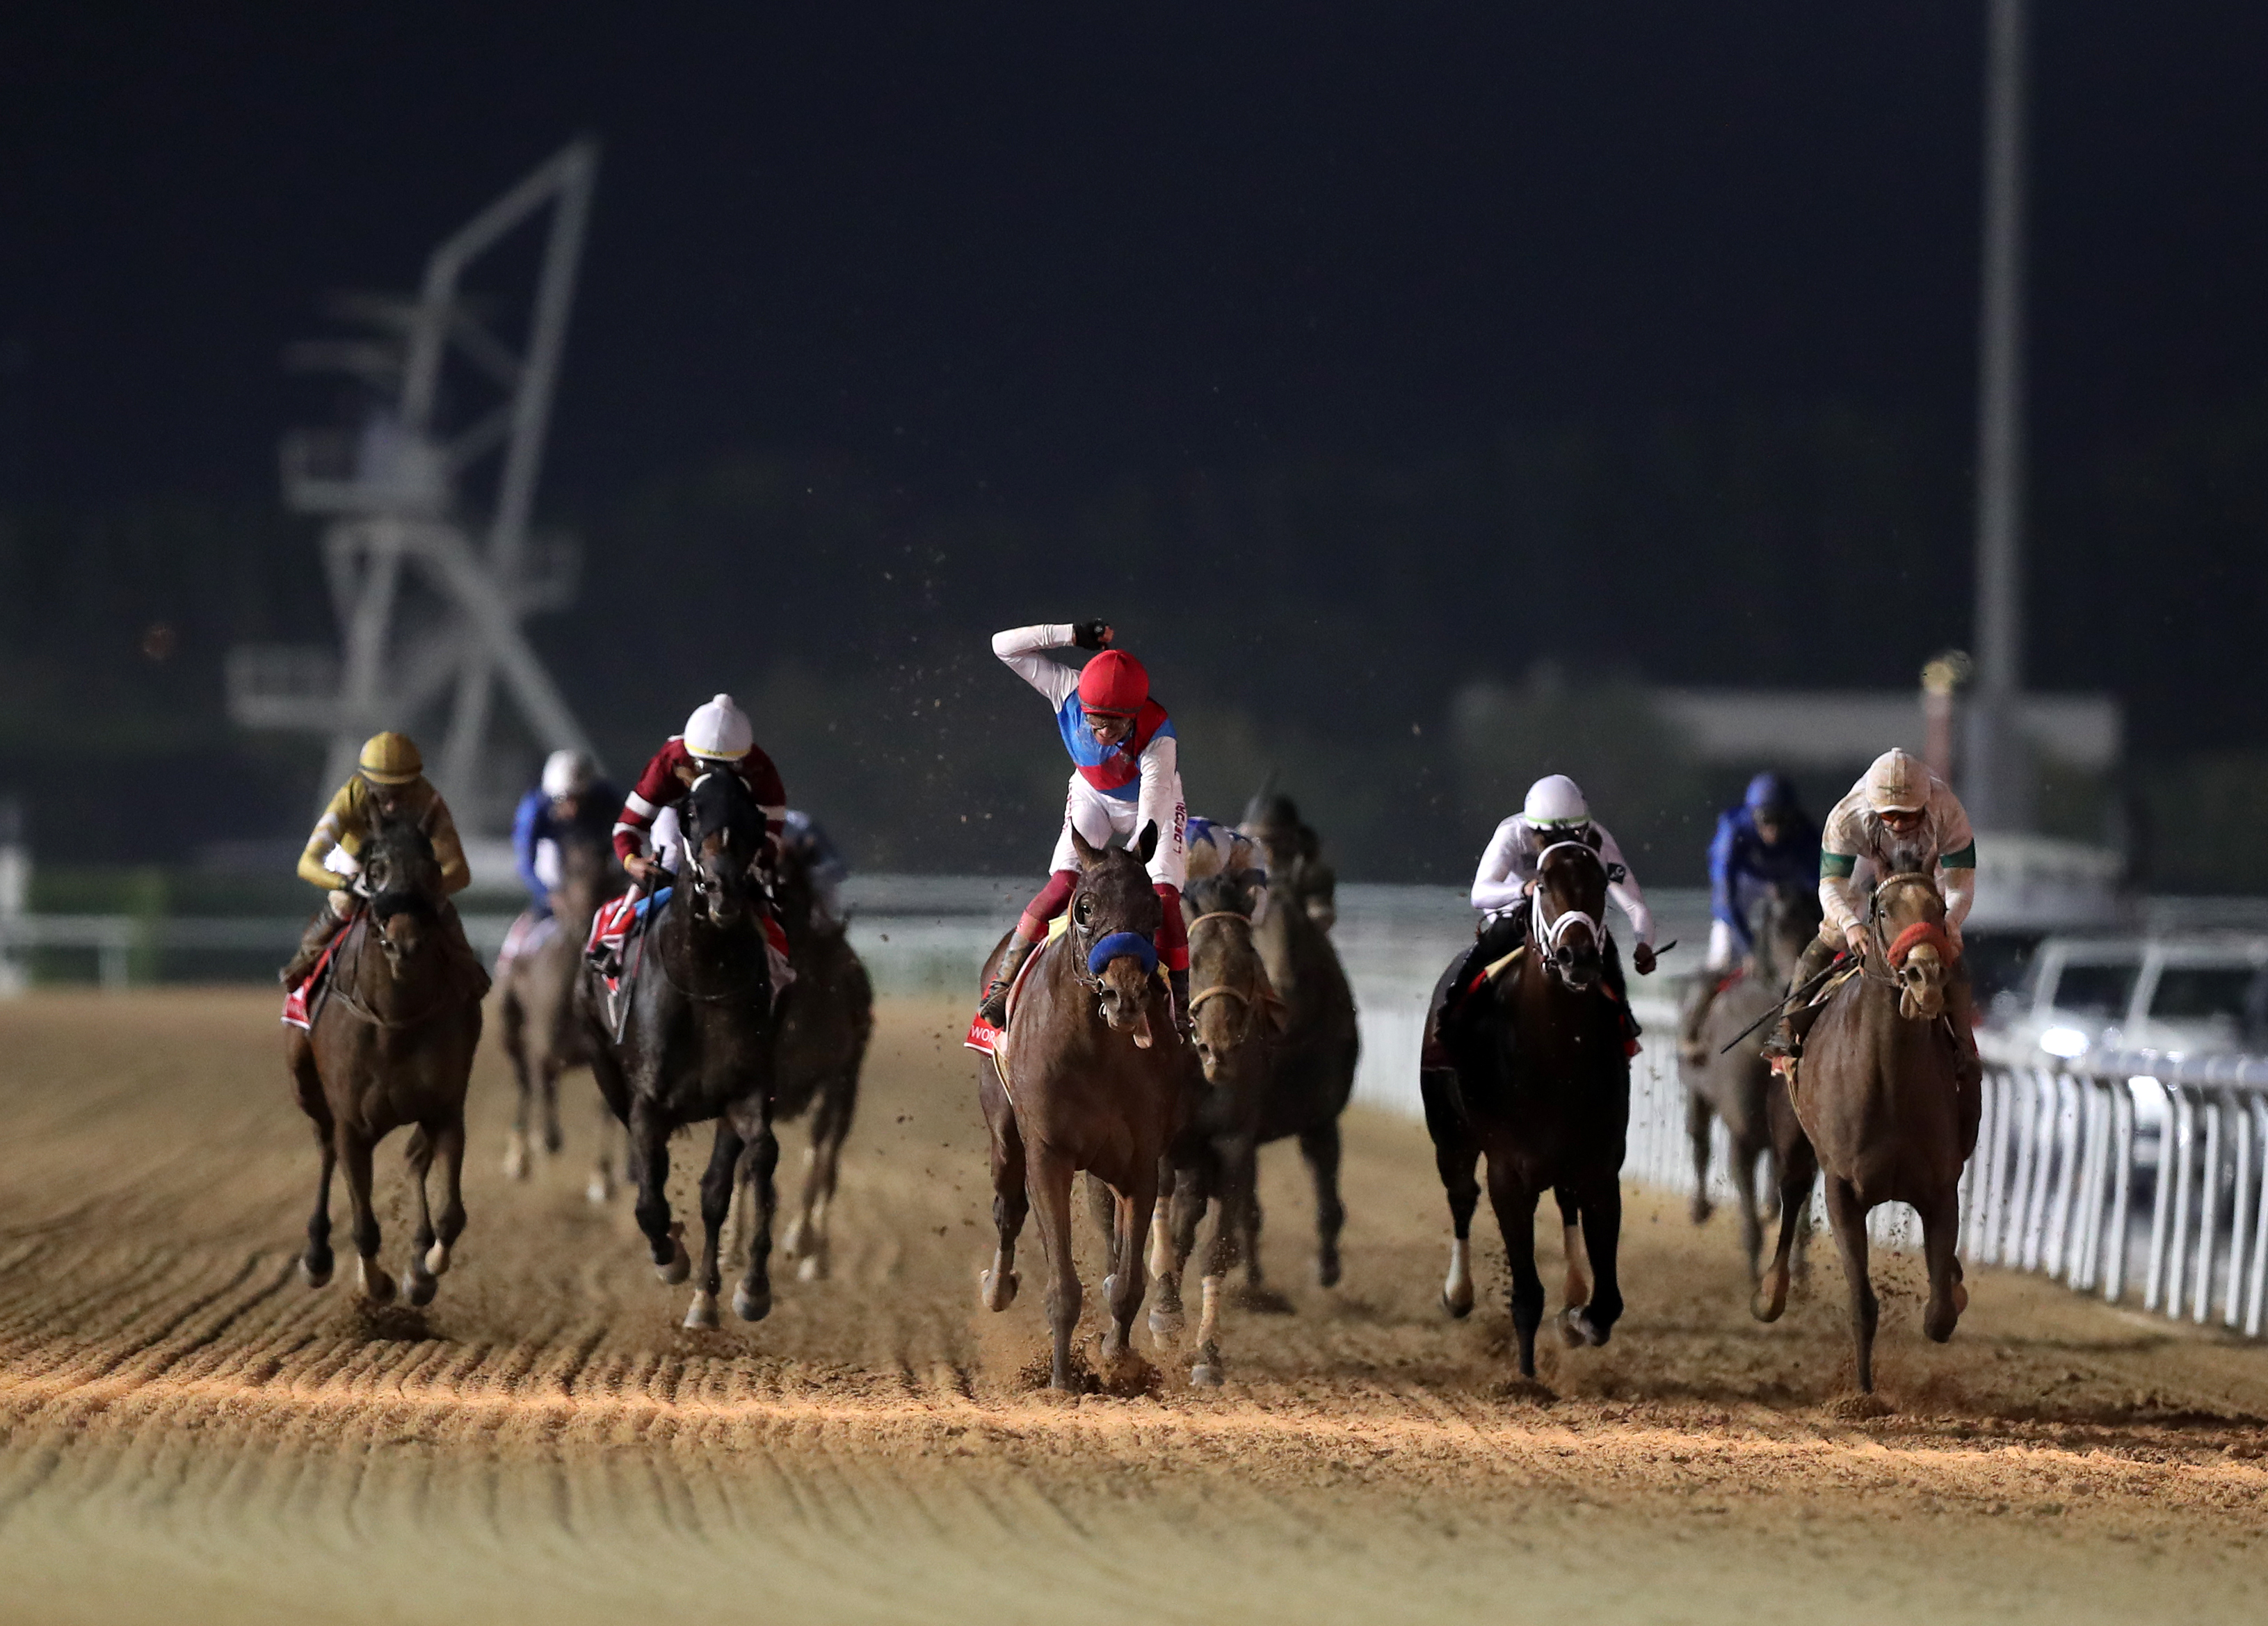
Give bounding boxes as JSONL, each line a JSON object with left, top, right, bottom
{"left": 1824, "top": 1392, "right": 1894, "bottom": 1421}
{"left": 424, "top": 1241, "right": 451, "bottom": 1277}
{"left": 501, "top": 1139, "right": 529, "bottom": 1182}
{"left": 300, "top": 1253, "right": 332, "bottom": 1290}
{"left": 404, "top": 1268, "right": 437, "bottom": 1308}
{"left": 1190, "top": 1363, "right": 1224, "bottom": 1388}
{"left": 683, "top": 1289, "right": 720, "bottom": 1330}
{"left": 1558, "top": 1307, "right": 1607, "bottom": 1349}
{"left": 981, "top": 1268, "right": 1019, "bottom": 1312}
{"left": 796, "top": 1250, "right": 828, "bottom": 1283}
{"left": 1316, "top": 1250, "right": 1342, "bottom": 1289}
{"left": 1148, "top": 1307, "right": 1185, "bottom": 1348}
{"left": 656, "top": 1226, "right": 691, "bottom": 1286}
{"left": 1689, "top": 1193, "right": 1714, "bottom": 1226}
{"left": 732, "top": 1282, "right": 771, "bottom": 1323}
{"left": 1442, "top": 1288, "right": 1474, "bottom": 1319}
{"left": 356, "top": 1257, "right": 397, "bottom": 1305}
{"left": 584, "top": 1172, "right": 612, "bottom": 1206}
{"left": 780, "top": 1217, "right": 806, "bottom": 1259}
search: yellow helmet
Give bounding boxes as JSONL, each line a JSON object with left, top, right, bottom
{"left": 357, "top": 731, "right": 424, "bottom": 786}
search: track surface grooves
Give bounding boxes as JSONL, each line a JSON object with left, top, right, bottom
{"left": 0, "top": 989, "right": 2263, "bottom": 1623}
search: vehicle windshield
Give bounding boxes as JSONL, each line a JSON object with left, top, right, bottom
{"left": 2148, "top": 965, "right": 2263, "bottom": 1025}
{"left": 2047, "top": 962, "right": 2139, "bottom": 1020}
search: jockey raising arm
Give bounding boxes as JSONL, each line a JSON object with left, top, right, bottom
{"left": 611, "top": 695, "right": 787, "bottom": 884}
{"left": 977, "top": 620, "right": 1191, "bottom": 1032}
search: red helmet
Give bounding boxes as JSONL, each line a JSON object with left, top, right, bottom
{"left": 1077, "top": 650, "right": 1149, "bottom": 717}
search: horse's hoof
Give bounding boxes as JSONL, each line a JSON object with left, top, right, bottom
{"left": 404, "top": 1269, "right": 437, "bottom": 1308}
{"left": 981, "top": 1268, "right": 1019, "bottom": 1312}
{"left": 1190, "top": 1364, "right": 1225, "bottom": 1388}
{"left": 796, "top": 1250, "right": 826, "bottom": 1283}
{"left": 1316, "top": 1251, "right": 1342, "bottom": 1289}
{"left": 542, "top": 1125, "right": 564, "bottom": 1156}
{"left": 357, "top": 1257, "right": 396, "bottom": 1305}
{"left": 1149, "top": 1307, "right": 1185, "bottom": 1347}
{"left": 732, "top": 1282, "right": 771, "bottom": 1323}
{"left": 780, "top": 1217, "right": 807, "bottom": 1260}
{"left": 300, "top": 1253, "right": 332, "bottom": 1290}
{"left": 684, "top": 1289, "right": 721, "bottom": 1330}
{"left": 1689, "top": 1194, "right": 1714, "bottom": 1226}
{"left": 585, "top": 1173, "right": 612, "bottom": 1206}
{"left": 424, "top": 1241, "right": 451, "bottom": 1277}
{"left": 1559, "top": 1308, "right": 1606, "bottom": 1348}
{"left": 1441, "top": 1288, "right": 1474, "bottom": 1320}
{"left": 1952, "top": 1280, "right": 1970, "bottom": 1316}
{"left": 656, "top": 1228, "right": 691, "bottom": 1287}
{"left": 1101, "top": 1273, "right": 1118, "bottom": 1305}
{"left": 501, "top": 1141, "right": 528, "bottom": 1181}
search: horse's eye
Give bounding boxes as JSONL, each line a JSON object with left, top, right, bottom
{"left": 1074, "top": 897, "right": 1092, "bottom": 924}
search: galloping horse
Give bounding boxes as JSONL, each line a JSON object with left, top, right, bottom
{"left": 975, "top": 824, "right": 1193, "bottom": 1391}
{"left": 287, "top": 810, "right": 485, "bottom": 1306}
{"left": 577, "top": 770, "right": 780, "bottom": 1330}
{"left": 1753, "top": 867, "right": 1979, "bottom": 1392}
{"left": 1680, "top": 880, "right": 1821, "bottom": 1280}
{"left": 1421, "top": 839, "right": 1631, "bottom": 1380}
{"left": 769, "top": 830, "right": 874, "bottom": 1282}
{"left": 496, "top": 830, "right": 622, "bottom": 1188}
{"left": 1145, "top": 873, "right": 1286, "bottom": 1385}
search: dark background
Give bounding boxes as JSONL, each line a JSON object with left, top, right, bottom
{"left": 3, "top": 4, "right": 2265, "bottom": 885}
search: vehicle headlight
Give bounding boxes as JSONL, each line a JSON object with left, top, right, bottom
{"left": 2039, "top": 1025, "right": 2090, "bottom": 1059}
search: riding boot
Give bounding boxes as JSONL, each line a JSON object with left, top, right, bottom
{"left": 978, "top": 933, "right": 1040, "bottom": 1027}
{"left": 279, "top": 896, "right": 353, "bottom": 987}
{"left": 1762, "top": 932, "right": 1842, "bottom": 1062}
{"left": 1168, "top": 967, "right": 1192, "bottom": 1043}
{"left": 1440, "top": 910, "right": 1527, "bottom": 1054}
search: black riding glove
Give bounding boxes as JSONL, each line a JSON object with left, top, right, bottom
{"left": 1071, "top": 618, "right": 1112, "bottom": 651}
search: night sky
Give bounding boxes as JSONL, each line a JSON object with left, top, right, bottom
{"left": 5, "top": 3, "right": 2268, "bottom": 871}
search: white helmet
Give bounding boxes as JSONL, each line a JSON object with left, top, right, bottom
{"left": 682, "top": 693, "right": 753, "bottom": 762}
{"left": 1863, "top": 748, "right": 1931, "bottom": 814}
{"left": 1523, "top": 773, "right": 1590, "bottom": 828}
{"left": 540, "top": 748, "right": 595, "bottom": 800}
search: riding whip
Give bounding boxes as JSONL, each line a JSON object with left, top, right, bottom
{"left": 611, "top": 870, "right": 657, "bottom": 1046}
{"left": 1716, "top": 951, "right": 1849, "bottom": 1056}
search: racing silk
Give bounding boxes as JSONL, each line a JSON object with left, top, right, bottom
{"left": 511, "top": 778, "right": 622, "bottom": 911}
{"left": 613, "top": 737, "right": 787, "bottom": 869}
{"left": 1183, "top": 814, "right": 1266, "bottom": 885}
{"left": 1470, "top": 815, "right": 1655, "bottom": 949}
{"left": 1818, "top": 770, "right": 1977, "bottom": 942}
{"left": 297, "top": 775, "right": 470, "bottom": 894}
{"left": 993, "top": 620, "right": 1181, "bottom": 838}
{"left": 1708, "top": 803, "right": 1823, "bottom": 950}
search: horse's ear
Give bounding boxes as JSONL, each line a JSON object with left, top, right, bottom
{"left": 1135, "top": 821, "right": 1159, "bottom": 865}
{"left": 1069, "top": 826, "right": 1104, "bottom": 867}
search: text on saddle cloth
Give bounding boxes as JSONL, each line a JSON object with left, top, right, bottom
{"left": 963, "top": 920, "right": 1065, "bottom": 1059}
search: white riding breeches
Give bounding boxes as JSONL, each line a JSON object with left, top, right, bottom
{"left": 1706, "top": 918, "right": 1739, "bottom": 971}
{"left": 1047, "top": 775, "right": 1187, "bottom": 890}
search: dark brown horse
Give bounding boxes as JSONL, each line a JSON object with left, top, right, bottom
{"left": 976, "top": 823, "right": 1193, "bottom": 1391}
{"left": 1680, "top": 880, "right": 1821, "bottom": 1280}
{"left": 1421, "top": 840, "right": 1632, "bottom": 1380}
{"left": 577, "top": 770, "right": 780, "bottom": 1330}
{"left": 1145, "top": 874, "right": 1286, "bottom": 1385}
{"left": 768, "top": 828, "right": 873, "bottom": 1282}
{"left": 1753, "top": 869, "right": 1979, "bottom": 1392}
{"left": 496, "top": 830, "right": 622, "bottom": 1188}
{"left": 287, "top": 811, "right": 485, "bottom": 1306}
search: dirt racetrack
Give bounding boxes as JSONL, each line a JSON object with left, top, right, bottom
{"left": 1, "top": 989, "right": 2264, "bottom": 1625}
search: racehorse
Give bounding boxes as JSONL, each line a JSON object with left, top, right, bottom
{"left": 286, "top": 808, "right": 485, "bottom": 1306}
{"left": 496, "top": 830, "right": 622, "bottom": 1187}
{"left": 577, "top": 770, "right": 780, "bottom": 1330}
{"left": 1753, "top": 866, "right": 1979, "bottom": 1392}
{"left": 975, "top": 823, "right": 1193, "bottom": 1391}
{"left": 1420, "top": 839, "right": 1631, "bottom": 1381}
{"left": 1145, "top": 873, "right": 1287, "bottom": 1385}
{"left": 1680, "top": 880, "right": 1821, "bottom": 1280}
{"left": 768, "top": 828, "right": 874, "bottom": 1282}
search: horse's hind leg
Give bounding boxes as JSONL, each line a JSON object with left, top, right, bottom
{"left": 588, "top": 1097, "right": 620, "bottom": 1205}
{"left": 1730, "top": 1135, "right": 1766, "bottom": 1283}
{"left": 336, "top": 1125, "right": 394, "bottom": 1304}
{"left": 501, "top": 992, "right": 533, "bottom": 1180}
{"left": 430, "top": 1113, "right": 466, "bottom": 1276}
{"left": 402, "top": 1129, "right": 440, "bottom": 1307}
{"left": 1685, "top": 1090, "right": 1715, "bottom": 1225}
{"left": 628, "top": 1102, "right": 689, "bottom": 1287}
{"left": 1102, "top": 1179, "right": 1156, "bottom": 1377}
{"left": 980, "top": 1083, "right": 1027, "bottom": 1312}
{"left": 728, "top": 1102, "right": 779, "bottom": 1323}
{"left": 1192, "top": 1143, "right": 1254, "bottom": 1387}
{"left": 785, "top": 1076, "right": 853, "bottom": 1282}
{"left": 1148, "top": 1159, "right": 1191, "bottom": 1349}
{"left": 1422, "top": 1070, "right": 1481, "bottom": 1318}
{"left": 1920, "top": 1182, "right": 1968, "bottom": 1344}
{"left": 684, "top": 1122, "right": 742, "bottom": 1329}
{"left": 1483, "top": 1155, "right": 1545, "bottom": 1378}
{"left": 1027, "top": 1145, "right": 1082, "bottom": 1392}
{"left": 302, "top": 1125, "right": 337, "bottom": 1289}
{"left": 1752, "top": 1128, "right": 1817, "bottom": 1321}
{"left": 1298, "top": 1120, "right": 1346, "bottom": 1289}
{"left": 539, "top": 1058, "right": 564, "bottom": 1157}
{"left": 1563, "top": 1178, "right": 1622, "bottom": 1348}
{"left": 1821, "top": 1175, "right": 1879, "bottom": 1393}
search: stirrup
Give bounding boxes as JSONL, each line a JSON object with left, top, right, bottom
{"left": 976, "top": 979, "right": 1011, "bottom": 1028}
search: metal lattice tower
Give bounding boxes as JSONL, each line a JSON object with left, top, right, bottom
{"left": 227, "top": 138, "right": 602, "bottom": 831}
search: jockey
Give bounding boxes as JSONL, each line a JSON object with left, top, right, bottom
{"left": 976, "top": 620, "right": 1191, "bottom": 1032}
{"left": 780, "top": 807, "right": 850, "bottom": 926}
{"left": 1764, "top": 748, "right": 1980, "bottom": 1085}
{"left": 1182, "top": 813, "right": 1269, "bottom": 919}
{"left": 1677, "top": 771, "right": 1821, "bottom": 1061}
{"left": 511, "top": 749, "right": 622, "bottom": 917}
{"left": 280, "top": 731, "right": 476, "bottom": 986}
{"left": 1438, "top": 773, "right": 1657, "bottom": 1050}
{"left": 611, "top": 694, "right": 786, "bottom": 884}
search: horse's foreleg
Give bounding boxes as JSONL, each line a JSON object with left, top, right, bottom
{"left": 730, "top": 1103, "right": 778, "bottom": 1323}
{"left": 1239, "top": 1183, "right": 1266, "bottom": 1294}
{"left": 785, "top": 1079, "right": 852, "bottom": 1281}
{"left": 1729, "top": 1137, "right": 1767, "bottom": 1283}
{"left": 684, "top": 1122, "right": 741, "bottom": 1329}
{"left": 1920, "top": 1181, "right": 1967, "bottom": 1344}
{"left": 336, "top": 1125, "right": 394, "bottom": 1304}
{"left": 501, "top": 995, "right": 533, "bottom": 1180}
{"left": 1564, "top": 1179, "right": 1621, "bottom": 1347}
{"left": 1752, "top": 1126, "right": 1817, "bottom": 1322}
{"left": 1685, "top": 1090, "right": 1715, "bottom": 1225}
{"left": 1484, "top": 1155, "right": 1544, "bottom": 1378}
{"left": 588, "top": 1097, "right": 620, "bottom": 1205}
{"left": 431, "top": 1113, "right": 466, "bottom": 1275}
{"left": 1821, "top": 1175, "right": 1878, "bottom": 1394}
{"left": 402, "top": 1128, "right": 440, "bottom": 1307}
{"left": 1298, "top": 1120, "right": 1346, "bottom": 1289}
{"left": 628, "top": 1103, "right": 688, "bottom": 1286}
{"left": 1102, "top": 1182, "right": 1152, "bottom": 1375}
{"left": 1148, "top": 1159, "right": 1190, "bottom": 1349}
{"left": 1027, "top": 1145, "right": 1081, "bottom": 1392}
{"left": 1430, "top": 1123, "right": 1482, "bottom": 1319}
{"left": 302, "top": 1124, "right": 337, "bottom": 1289}
{"left": 981, "top": 1086, "right": 1027, "bottom": 1312}
{"left": 1192, "top": 1142, "right": 1253, "bottom": 1387}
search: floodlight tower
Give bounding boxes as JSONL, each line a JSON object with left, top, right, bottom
{"left": 227, "top": 138, "right": 602, "bottom": 830}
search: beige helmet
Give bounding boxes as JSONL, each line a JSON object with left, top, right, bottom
{"left": 1863, "top": 748, "right": 1931, "bottom": 814}
{"left": 357, "top": 731, "right": 424, "bottom": 786}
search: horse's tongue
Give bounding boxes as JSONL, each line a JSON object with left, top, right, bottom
{"left": 1130, "top": 1011, "right": 1154, "bottom": 1049}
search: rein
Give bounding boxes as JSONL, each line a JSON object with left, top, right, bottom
{"left": 1862, "top": 871, "right": 1943, "bottom": 987}
{"left": 324, "top": 899, "right": 463, "bottom": 1031}
{"left": 1186, "top": 910, "right": 1264, "bottom": 1017}
{"left": 1529, "top": 841, "right": 1609, "bottom": 983}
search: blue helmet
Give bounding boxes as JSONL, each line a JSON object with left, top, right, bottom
{"left": 1744, "top": 772, "right": 1799, "bottom": 818}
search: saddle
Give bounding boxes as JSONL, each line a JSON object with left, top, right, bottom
{"left": 963, "top": 915, "right": 1065, "bottom": 1061}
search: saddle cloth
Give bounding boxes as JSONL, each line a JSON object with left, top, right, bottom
{"left": 280, "top": 921, "right": 352, "bottom": 1031}
{"left": 962, "top": 915, "right": 1066, "bottom": 1058}
{"left": 585, "top": 887, "right": 794, "bottom": 1010}
{"left": 494, "top": 910, "right": 558, "bottom": 979}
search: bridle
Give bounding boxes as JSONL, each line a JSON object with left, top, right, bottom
{"left": 1864, "top": 869, "right": 1946, "bottom": 988}
{"left": 1529, "top": 839, "right": 1609, "bottom": 983}
{"left": 1186, "top": 910, "right": 1266, "bottom": 1026}
{"left": 1068, "top": 880, "right": 1161, "bottom": 1004}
